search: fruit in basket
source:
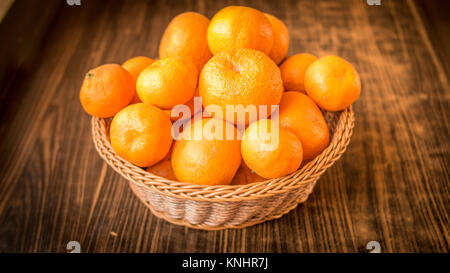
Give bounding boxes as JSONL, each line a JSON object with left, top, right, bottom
{"left": 264, "top": 13, "right": 289, "bottom": 65}
{"left": 146, "top": 146, "right": 177, "bottom": 180}
{"left": 110, "top": 103, "right": 172, "bottom": 167}
{"left": 84, "top": 6, "right": 361, "bottom": 187}
{"left": 171, "top": 118, "right": 241, "bottom": 185}
{"left": 232, "top": 161, "right": 265, "bottom": 185}
{"left": 279, "top": 92, "right": 329, "bottom": 161}
{"left": 136, "top": 56, "right": 197, "bottom": 109}
{"left": 147, "top": 158, "right": 177, "bottom": 180}
{"left": 159, "top": 12, "right": 212, "bottom": 71}
{"left": 122, "top": 56, "right": 155, "bottom": 104}
{"left": 147, "top": 157, "right": 177, "bottom": 180}
{"left": 241, "top": 119, "right": 303, "bottom": 179}
{"left": 207, "top": 6, "right": 273, "bottom": 55}
{"left": 280, "top": 53, "right": 317, "bottom": 93}
{"left": 164, "top": 87, "right": 201, "bottom": 121}
{"left": 305, "top": 55, "right": 361, "bottom": 111}
{"left": 79, "top": 64, "right": 135, "bottom": 117}
{"left": 199, "top": 48, "right": 283, "bottom": 125}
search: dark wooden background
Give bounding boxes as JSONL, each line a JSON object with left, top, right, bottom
{"left": 0, "top": 0, "right": 448, "bottom": 253}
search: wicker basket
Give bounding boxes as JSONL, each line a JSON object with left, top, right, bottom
{"left": 91, "top": 107, "right": 354, "bottom": 230}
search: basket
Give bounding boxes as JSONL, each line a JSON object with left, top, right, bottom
{"left": 91, "top": 107, "right": 354, "bottom": 230}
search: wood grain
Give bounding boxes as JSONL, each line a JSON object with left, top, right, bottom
{"left": 0, "top": 0, "right": 448, "bottom": 253}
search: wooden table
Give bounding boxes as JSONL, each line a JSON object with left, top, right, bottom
{"left": 0, "top": 0, "right": 448, "bottom": 253}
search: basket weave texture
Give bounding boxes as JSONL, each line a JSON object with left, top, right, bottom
{"left": 91, "top": 107, "right": 354, "bottom": 230}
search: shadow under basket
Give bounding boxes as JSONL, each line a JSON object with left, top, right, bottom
{"left": 91, "top": 107, "right": 355, "bottom": 230}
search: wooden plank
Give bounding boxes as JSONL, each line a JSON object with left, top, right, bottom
{"left": 0, "top": 0, "right": 448, "bottom": 253}
{"left": 414, "top": 0, "right": 450, "bottom": 80}
{"left": 0, "top": 0, "right": 14, "bottom": 22}
{"left": 0, "top": 0, "right": 61, "bottom": 94}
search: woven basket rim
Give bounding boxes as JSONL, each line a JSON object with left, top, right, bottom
{"left": 92, "top": 107, "right": 354, "bottom": 202}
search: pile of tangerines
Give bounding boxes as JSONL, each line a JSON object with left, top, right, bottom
{"left": 80, "top": 6, "right": 361, "bottom": 185}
